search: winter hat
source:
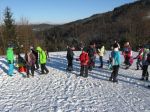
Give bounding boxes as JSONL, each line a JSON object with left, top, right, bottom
{"left": 36, "top": 46, "right": 42, "bottom": 52}
{"left": 82, "top": 47, "right": 87, "bottom": 52}
{"left": 113, "top": 43, "right": 118, "bottom": 48}
{"left": 8, "top": 43, "right": 13, "bottom": 48}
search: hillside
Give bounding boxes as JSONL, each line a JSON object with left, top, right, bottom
{"left": 31, "top": 24, "right": 55, "bottom": 31}
{"left": 39, "top": 0, "right": 150, "bottom": 51}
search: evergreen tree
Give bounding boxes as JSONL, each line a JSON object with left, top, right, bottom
{"left": 2, "top": 7, "right": 16, "bottom": 51}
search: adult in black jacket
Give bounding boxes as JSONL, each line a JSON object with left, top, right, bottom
{"left": 87, "top": 43, "right": 95, "bottom": 71}
{"left": 66, "top": 46, "right": 75, "bottom": 71}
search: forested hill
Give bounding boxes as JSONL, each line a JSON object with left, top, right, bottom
{"left": 37, "top": 0, "right": 150, "bottom": 51}
{"left": 31, "top": 24, "right": 55, "bottom": 31}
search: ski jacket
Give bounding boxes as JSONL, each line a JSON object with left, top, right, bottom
{"left": 122, "top": 46, "right": 132, "bottom": 58}
{"left": 134, "top": 48, "right": 144, "bottom": 60}
{"left": 6, "top": 48, "right": 14, "bottom": 64}
{"left": 79, "top": 51, "right": 89, "bottom": 66}
{"left": 67, "top": 48, "right": 74, "bottom": 60}
{"left": 98, "top": 46, "right": 105, "bottom": 57}
{"left": 142, "top": 48, "right": 149, "bottom": 65}
{"left": 87, "top": 47, "right": 95, "bottom": 58}
{"left": 36, "top": 47, "right": 47, "bottom": 64}
{"left": 147, "top": 52, "right": 150, "bottom": 64}
{"left": 112, "top": 51, "right": 121, "bottom": 66}
{"left": 31, "top": 49, "right": 38, "bottom": 60}
{"left": 25, "top": 52, "right": 36, "bottom": 66}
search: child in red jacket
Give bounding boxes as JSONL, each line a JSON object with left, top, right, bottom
{"left": 134, "top": 45, "right": 144, "bottom": 70}
{"left": 77, "top": 47, "right": 89, "bottom": 77}
{"left": 122, "top": 42, "right": 133, "bottom": 69}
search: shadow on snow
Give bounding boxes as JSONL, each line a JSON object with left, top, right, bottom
{"left": 46, "top": 56, "right": 149, "bottom": 89}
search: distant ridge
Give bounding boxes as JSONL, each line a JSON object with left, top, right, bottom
{"left": 35, "top": 0, "right": 150, "bottom": 51}
{"left": 30, "top": 23, "right": 56, "bottom": 31}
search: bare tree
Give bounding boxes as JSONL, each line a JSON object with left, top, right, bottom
{"left": 16, "top": 17, "right": 34, "bottom": 53}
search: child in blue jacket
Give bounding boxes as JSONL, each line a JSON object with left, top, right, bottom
{"left": 109, "top": 43, "right": 121, "bottom": 83}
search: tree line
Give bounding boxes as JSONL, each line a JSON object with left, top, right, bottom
{"left": 0, "top": 7, "right": 46, "bottom": 54}
{"left": 39, "top": 0, "right": 150, "bottom": 51}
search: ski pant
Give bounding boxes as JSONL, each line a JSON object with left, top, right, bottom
{"left": 41, "top": 63, "right": 49, "bottom": 74}
{"left": 67, "top": 58, "right": 73, "bottom": 71}
{"left": 99, "top": 56, "right": 103, "bottom": 67}
{"left": 8, "top": 64, "right": 14, "bottom": 76}
{"left": 136, "top": 59, "right": 142, "bottom": 70}
{"left": 88, "top": 56, "right": 94, "bottom": 70}
{"left": 26, "top": 65, "right": 35, "bottom": 76}
{"left": 93, "top": 56, "right": 96, "bottom": 67}
{"left": 35, "top": 60, "right": 39, "bottom": 70}
{"left": 125, "top": 56, "right": 131, "bottom": 66}
{"left": 80, "top": 65, "right": 88, "bottom": 77}
{"left": 110, "top": 65, "right": 119, "bottom": 81}
{"left": 142, "top": 65, "right": 149, "bottom": 79}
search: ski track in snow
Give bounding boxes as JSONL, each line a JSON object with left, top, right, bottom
{"left": 0, "top": 51, "right": 149, "bottom": 112}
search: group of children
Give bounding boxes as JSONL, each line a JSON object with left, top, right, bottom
{"left": 122, "top": 42, "right": 150, "bottom": 81}
{"left": 66, "top": 41, "right": 150, "bottom": 84}
{"left": 5, "top": 41, "right": 150, "bottom": 86}
{"left": 6, "top": 45, "right": 49, "bottom": 77}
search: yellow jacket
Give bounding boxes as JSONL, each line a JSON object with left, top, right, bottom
{"left": 98, "top": 46, "right": 105, "bottom": 56}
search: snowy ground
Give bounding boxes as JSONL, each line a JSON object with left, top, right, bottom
{"left": 0, "top": 51, "right": 150, "bottom": 112}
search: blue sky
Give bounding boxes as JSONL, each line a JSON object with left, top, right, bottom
{"left": 0, "top": 0, "right": 135, "bottom": 24}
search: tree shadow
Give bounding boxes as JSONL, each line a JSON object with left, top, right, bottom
{"left": 0, "top": 60, "right": 8, "bottom": 74}
{"left": 0, "top": 60, "right": 19, "bottom": 75}
{"left": 46, "top": 56, "right": 81, "bottom": 72}
{"left": 46, "top": 55, "right": 149, "bottom": 89}
{"left": 89, "top": 68, "right": 149, "bottom": 89}
{"left": 46, "top": 57, "right": 68, "bottom": 72}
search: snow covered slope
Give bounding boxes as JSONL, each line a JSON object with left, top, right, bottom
{"left": 0, "top": 51, "right": 150, "bottom": 112}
